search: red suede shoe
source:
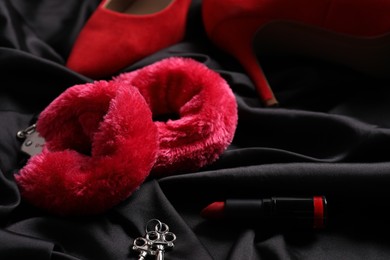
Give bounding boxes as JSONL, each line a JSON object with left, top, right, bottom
{"left": 66, "top": 0, "right": 191, "bottom": 79}
{"left": 202, "top": 0, "right": 390, "bottom": 107}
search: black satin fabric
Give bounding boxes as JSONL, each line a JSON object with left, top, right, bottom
{"left": 2, "top": 0, "right": 390, "bottom": 259}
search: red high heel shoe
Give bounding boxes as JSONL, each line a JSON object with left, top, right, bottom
{"left": 66, "top": 0, "right": 191, "bottom": 79}
{"left": 202, "top": 0, "right": 390, "bottom": 107}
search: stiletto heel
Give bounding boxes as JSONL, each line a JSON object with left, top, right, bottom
{"left": 66, "top": 0, "right": 191, "bottom": 79}
{"left": 202, "top": 0, "right": 390, "bottom": 107}
{"left": 215, "top": 17, "right": 278, "bottom": 106}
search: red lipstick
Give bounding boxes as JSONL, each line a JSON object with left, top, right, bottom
{"left": 201, "top": 196, "right": 327, "bottom": 229}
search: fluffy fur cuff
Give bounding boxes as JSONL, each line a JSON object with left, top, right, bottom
{"left": 15, "top": 80, "right": 158, "bottom": 215}
{"left": 115, "top": 57, "right": 238, "bottom": 176}
{"left": 15, "top": 57, "right": 237, "bottom": 215}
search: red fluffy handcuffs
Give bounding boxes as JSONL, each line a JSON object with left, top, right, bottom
{"left": 16, "top": 57, "right": 238, "bottom": 215}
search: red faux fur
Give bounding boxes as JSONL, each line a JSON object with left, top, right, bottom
{"left": 15, "top": 81, "right": 158, "bottom": 215}
{"left": 15, "top": 57, "right": 237, "bottom": 215}
{"left": 115, "top": 57, "right": 238, "bottom": 176}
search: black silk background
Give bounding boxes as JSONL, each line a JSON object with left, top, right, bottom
{"left": 2, "top": 0, "right": 390, "bottom": 259}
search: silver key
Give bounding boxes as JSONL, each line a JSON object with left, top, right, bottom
{"left": 146, "top": 223, "right": 176, "bottom": 260}
{"left": 132, "top": 219, "right": 176, "bottom": 260}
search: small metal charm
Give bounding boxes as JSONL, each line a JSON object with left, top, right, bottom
{"left": 132, "top": 219, "right": 176, "bottom": 260}
{"left": 17, "top": 124, "right": 45, "bottom": 157}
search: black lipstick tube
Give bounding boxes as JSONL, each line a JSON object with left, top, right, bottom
{"left": 225, "top": 196, "right": 327, "bottom": 229}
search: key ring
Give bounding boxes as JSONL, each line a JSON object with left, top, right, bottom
{"left": 145, "top": 219, "right": 163, "bottom": 233}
